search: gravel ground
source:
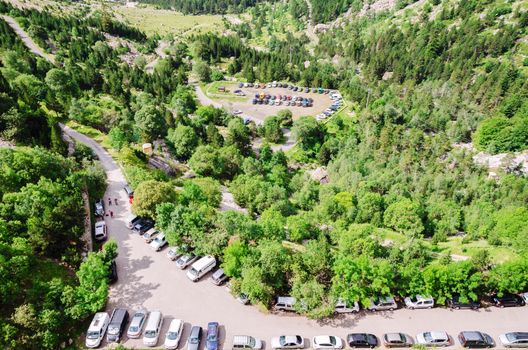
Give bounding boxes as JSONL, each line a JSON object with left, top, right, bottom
{"left": 61, "top": 124, "right": 528, "bottom": 350}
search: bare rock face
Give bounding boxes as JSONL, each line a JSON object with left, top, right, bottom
{"left": 308, "top": 166, "right": 329, "bottom": 184}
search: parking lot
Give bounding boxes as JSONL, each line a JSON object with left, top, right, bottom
{"left": 206, "top": 85, "right": 336, "bottom": 124}
{"left": 63, "top": 125, "right": 528, "bottom": 350}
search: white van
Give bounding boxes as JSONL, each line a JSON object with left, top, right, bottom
{"left": 186, "top": 255, "right": 216, "bottom": 282}
{"left": 143, "top": 310, "right": 163, "bottom": 347}
{"left": 85, "top": 312, "right": 110, "bottom": 348}
{"left": 233, "top": 335, "right": 263, "bottom": 350}
{"left": 126, "top": 214, "right": 140, "bottom": 229}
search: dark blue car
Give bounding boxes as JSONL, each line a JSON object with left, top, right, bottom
{"left": 206, "top": 322, "right": 219, "bottom": 350}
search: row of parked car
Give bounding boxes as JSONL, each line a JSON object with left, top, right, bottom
{"left": 262, "top": 331, "right": 528, "bottom": 348}
{"left": 85, "top": 307, "right": 528, "bottom": 349}
{"left": 239, "top": 81, "right": 333, "bottom": 95}
{"left": 275, "top": 292, "right": 528, "bottom": 315}
{"left": 251, "top": 94, "right": 314, "bottom": 107}
{"left": 316, "top": 92, "right": 343, "bottom": 121}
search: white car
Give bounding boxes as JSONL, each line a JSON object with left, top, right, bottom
{"left": 271, "top": 335, "right": 305, "bottom": 349}
{"left": 312, "top": 335, "right": 343, "bottom": 349}
{"left": 233, "top": 109, "right": 242, "bottom": 115}
{"left": 416, "top": 331, "right": 450, "bottom": 347}
{"left": 164, "top": 319, "right": 183, "bottom": 349}
{"left": 499, "top": 332, "right": 528, "bottom": 348}
{"left": 150, "top": 233, "right": 167, "bottom": 251}
{"left": 94, "top": 221, "right": 107, "bottom": 241}
{"left": 404, "top": 295, "right": 434, "bottom": 309}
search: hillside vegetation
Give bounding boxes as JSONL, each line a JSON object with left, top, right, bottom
{"left": 0, "top": 0, "right": 527, "bottom": 339}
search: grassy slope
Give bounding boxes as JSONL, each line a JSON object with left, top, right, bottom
{"left": 114, "top": 4, "right": 224, "bottom": 37}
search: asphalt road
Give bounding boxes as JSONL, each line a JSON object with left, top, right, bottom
{"left": 61, "top": 125, "right": 528, "bottom": 350}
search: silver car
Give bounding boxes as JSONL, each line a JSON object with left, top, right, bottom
{"left": 367, "top": 296, "right": 398, "bottom": 311}
{"left": 499, "top": 332, "right": 528, "bottom": 348}
{"left": 176, "top": 254, "right": 198, "bottom": 269}
{"left": 127, "top": 310, "right": 147, "bottom": 339}
{"left": 188, "top": 326, "right": 202, "bottom": 350}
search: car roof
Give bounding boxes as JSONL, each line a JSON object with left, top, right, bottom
{"left": 169, "top": 319, "right": 182, "bottom": 331}
{"left": 385, "top": 333, "right": 404, "bottom": 342}
{"left": 95, "top": 221, "right": 105, "bottom": 227}
{"left": 277, "top": 296, "right": 296, "bottom": 304}
{"left": 429, "top": 331, "right": 448, "bottom": 340}
{"left": 89, "top": 312, "right": 109, "bottom": 331}
{"left": 213, "top": 269, "right": 225, "bottom": 277}
{"left": 283, "top": 335, "right": 300, "bottom": 342}
{"left": 460, "top": 331, "right": 483, "bottom": 341}
{"left": 314, "top": 335, "right": 332, "bottom": 343}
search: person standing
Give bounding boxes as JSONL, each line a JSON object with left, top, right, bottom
{"left": 108, "top": 197, "right": 112, "bottom": 206}
{"left": 114, "top": 198, "right": 118, "bottom": 205}
{"left": 110, "top": 210, "right": 114, "bottom": 218}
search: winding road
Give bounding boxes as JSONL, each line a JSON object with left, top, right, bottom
{"left": 1, "top": 14, "right": 55, "bottom": 64}
{"left": 60, "top": 124, "right": 528, "bottom": 350}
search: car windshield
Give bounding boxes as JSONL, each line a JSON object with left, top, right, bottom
{"left": 190, "top": 336, "right": 199, "bottom": 344}
{"left": 129, "top": 326, "right": 138, "bottom": 332}
{"left": 108, "top": 326, "right": 119, "bottom": 334}
{"left": 329, "top": 337, "right": 336, "bottom": 345}
{"left": 87, "top": 331, "right": 99, "bottom": 339}
{"left": 145, "top": 330, "right": 156, "bottom": 338}
{"left": 279, "top": 336, "right": 286, "bottom": 345}
{"left": 167, "top": 331, "right": 179, "bottom": 340}
{"left": 423, "top": 333, "right": 433, "bottom": 342}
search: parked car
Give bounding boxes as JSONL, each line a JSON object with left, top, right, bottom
{"left": 521, "top": 292, "right": 528, "bottom": 303}
{"left": 404, "top": 295, "right": 434, "bottom": 309}
{"left": 491, "top": 293, "right": 526, "bottom": 307}
{"left": 312, "top": 335, "right": 343, "bottom": 349}
{"left": 165, "top": 319, "right": 184, "bottom": 350}
{"left": 187, "top": 255, "right": 216, "bottom": 281}
{"left": 188, "top": 326, "right": 202, "bottom": 350}
{"left": 124, "top": 185, "right": 134, "bottom": 203}
{"left": 176, "top": 254, "right": 198, "bottom": 269}
{"left": 211, "top": 268, "right": 229, "bottom": 285}
{"left": 446, "top": 294, "right": 480, "bottom": 310}
{"left": 127, "top": 310, "right": 147, "bottom": 339}
{"left": 94, "top": 199, "right": 105, "bottom": 217}
{"left": 233, "top": 335, "right": 263, "bottom": 350}
{"left": 347, "top": 333, "right": 378, "bottom": 348}
{"left": 416, "top": 331, "right": 450, "bottom": 347}
{"left": 108, "top": 260, "right": 118, "bottom": 284}
{"left": 150, "top": 233, "right": 168, "bottom": 251}
{"left": 233, "top": 109, "right": 242, "bottom": 115}
{"left": 143, "top": 311, "right": 163, "bottom": 347}
{"left": 133, "top": 218, "right": 154, "bottom": 235}
{"left": 458, "top": 331, "right": 494, "bottom": 348}
{"left": 106, "top": 308, "right": 129, "bottom": 343}
{"left": 237, "top": 293, "right": 250, "bottom": 305}
{"left": 94, "top": 221, "right": 107, "bottom": 241}
{"left": 499, "top": 332, "right": 528, "bottom": 348}
{"left": 167, "top": 247, "right": 180, "bottom": 260}
{"left": 271, "top": 335, "right": 305, "bottom": 349}
{"left": 142, "top": 228, "right": 159, "bottom": 243}
{"left": 126, "top": 214, "right": 141, "bottom": 229}
{"left": 383, "top": 333, "right": 413, "bottom": 348}
{"left": 85, "top": 312, "right": 110, "bottom": 348}
{"left": 274, "top": 296, "right": 297, "bottom": 311}
{"left": 206, "top": 322, "right": 220, "bottom": 350}
{"left": 367, "top": 296, "right": 398, "bottom": 311}
{"left": 335, "top": 299, "right": 359, "bottom": 313}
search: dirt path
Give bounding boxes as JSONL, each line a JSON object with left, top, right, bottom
{"left": 1, "top": 14, "right": 55, "bottom": 64}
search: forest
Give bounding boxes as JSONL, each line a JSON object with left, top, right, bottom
{"left": 0, "top": 0, "right": 527, "bottom": 347}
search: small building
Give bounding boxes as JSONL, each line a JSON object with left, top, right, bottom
{"left": 218, "top": 86, "right": 226, "bottom": 92}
